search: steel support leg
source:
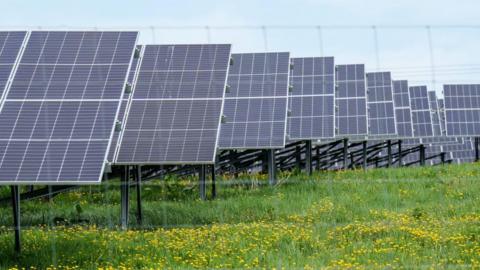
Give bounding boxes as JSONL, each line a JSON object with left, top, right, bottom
{"left": 387, "top": 140, "right": 392, "bottom": 168}
{"left": 343, "top": 138, "right": 349, "bottom": 170}
{"left": 305, "top": 140, "right": 312, "bottom": 176}
{"left": 419, "top": 144, "right": 426, "bottom": 166}
{"left": 295, "top": 145, "right": 301, "bottom": 170}
{"left": 316, "top": 146, "right": 321, "bottom": 171}
{"left": 120, "top": 166, "right": 130, "bottom": 230}
{"left": 199, "top": 165, "right": 207, "bottom": 200}
{"left": 440, "top": 153, "right": 446, "bottom": 164}
{"left": 362, "top": 141, "right": 367, "bottom": 170}
{"left": 211, "top": 164, "right": 216, "bottom": 199}
{"left": 398, "top": 140, "right": 403, "bottom": 167}
{"left": 11, "top": 186, "right": 20, "bottom": 254}
{"left": 268, "top": 149, "right": 277, "bottom": 185}
{"left": 135, "top": 165, "right": 142, "bottom": 226}
{"left": 475, "top": 137, "right": 479, "bottom": 162}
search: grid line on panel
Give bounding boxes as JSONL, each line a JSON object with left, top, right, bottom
{"left": 0, "top": 32, "right": 28, "bottom": 105}
{"left": 335, "top": 64, "right": 368, "bottom": 138}
{"left": 288, "top": 57, "right": 335, "bottom": 140}
{"left": 0, "top": 31, "right": 137, "bottom": 184}
{"left": 443, "top": 84, "right": 480, "bottom": 136}
{"left": 116, "top": 44, "right": 231, "bottom": 164}
{"left": 219, "top": 52, "right": 290, "bottom": 149}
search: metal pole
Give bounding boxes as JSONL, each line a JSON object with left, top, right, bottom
{"left": 11, "top": 185, "right": 20, "bottom": 254}
{"left": 316, "top": 146, "right": 321, "bottom": 171}
{"left": 295, "top": 145, "right": 301, "bottom": 170}
{"left": 268, "top": 149, "right": 277, "bottom": 185}
{"left": 387, "top": 140, "right": 392, "bottom": 168}
{"left": 362, "top": 141, "right": 367, "bottom": 170}
{"left": 475, "top": 137, "right": 480, "bottom": 162}
{"left": 305, "top": 140, "right": 312, "bottom": 176}
{"left": 398, "top": 140, "right": 403, "bottom": 167}
{"left": 440, "top": 152, "right": 446, "bottom": 164}
{"left": 343, "top": 138, "right": 349, "bottom": 170}
{"left": 120, "top": 166, "right": 130, "bottom": 230}
{"left": 135, "top": 165, "right": 142, "bottom": 226}
{"left": 419, "top": 144, "right": 426, "bottom": 166}
{"left": 199, "top": 165, "right": 207, "bottom": 200}
{"left": 211, "top": 164, "right": 216, "bottom": 199}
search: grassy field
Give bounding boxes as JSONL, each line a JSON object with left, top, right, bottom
{"left": 0, "top": 163, "right": 480, "bottom": 269}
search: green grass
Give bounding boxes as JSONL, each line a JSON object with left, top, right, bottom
{"left": 0, "top": 163, "right": 479, "bottom": 269}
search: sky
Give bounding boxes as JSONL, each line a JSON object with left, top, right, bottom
{"left": 2, "top": 0, "right": 480, "bottom": 95}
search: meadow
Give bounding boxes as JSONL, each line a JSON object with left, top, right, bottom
{"left": 0, "top": 163, "right": 479, "bottom": 269}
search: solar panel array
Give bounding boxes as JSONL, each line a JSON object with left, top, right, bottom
{"left": 335, "top": 64, "right": 368, "bottom": 138}
{"left": 428, "top": 91, "right": 442, "bottom": 136}
{"left": 443, "top": 84, "right": 480, "bottom": 136}
{"left": 116, "top": 44, "right": 231, "bottom": 164}
{"left": 287, "top": 57, "right": 335, "bottom": 140}
{"left": 392, "top": 80, "right": 414, "bottom": 138}
{"left": 409, "top": 86, "right": 434, "bottom": 137}
{"left": 365, "top": 72, "right": 396, "bottom": 138}
{"left": 219, "top": 52, "right": 290, "bottom": 149}
{"left": 0, "top": 31, "right": 138, "bottom": 184}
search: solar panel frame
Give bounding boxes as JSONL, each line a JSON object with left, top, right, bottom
{"left": 287, "top": 57, "right": 335, "bottom": 141}
{"left": 116, "top": 44, "right": 232, "bottom": 165}
{"left": 218, "top": 52, "right": 290, "bottom": 150}
{"left": 335, "top": 64, "right": 369, "bottom": 140}
{"left": 365, "top": 71, "right": 397, "bottom": 139}
{"left": 428, "top": 91, "right": 442, "bottom": 136}
{"left": 443, "top": 84, "right": 480, "bottom": 136}
{"left": 0, "top": 31, "right": 139, "bottom": 185}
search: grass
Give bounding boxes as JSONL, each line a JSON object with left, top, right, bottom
{"left": 0, "top": 163, "right": 479, "bottom": 269}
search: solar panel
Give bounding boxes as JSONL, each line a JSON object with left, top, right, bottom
{"left": 437, "top": 98, "right": 447, "bottom": 135}
{"left": 409, "top": 86, "right": 434, "bottom": 137}
{"left": 219, "top": 52, "right": 290, "bottom": 149}
{"left": 428, "top": 91, "right": 442, "bottom": 136}
{"left": 0, "top": 31, "right": 27, "bottom": 101}
{"left": 287, "top": 57, "right": 335, "bottom": 140}
{"left": 116, "top": 44, "right": 231, "bottom": 164}
{"left": 335, "top": 64, "right": 368, "bottom": 138}
{"left": 392, "top": 80, "right": 414, "bottom": 138}
{"left": 108, "top": 46, "right": 141, "bottom": 162}
{"left": 365, "top": 72, "right": 397, "bottom": 138}
{"left": 443, "top": 84, "right": 480, "bottom": 136}
{"left": 0, "top": 31, "right": 138, "bottom": 184}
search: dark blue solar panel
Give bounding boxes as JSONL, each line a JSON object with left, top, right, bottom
{"left": 437, "top": 98, "right": 446, "bottom": 135}
{"left": 365, "top": 72, "right": 396, "bottom": 137}
{"left": 409, "top": 86, "right": 434, "bottom": 137}
{"left": 116, "top": 44, "right": 231, "bottom": 164}
{"left": 288, "top": 57, "right": 335, "bottom": 140}
{"left": 0, "top": 31, "right": 27, "bottom": 101}
{"left": 335, "top": 64, "right": 368, "bottom": 137}
{"left": 443, "top": 84, "right": 480, "bottom": 136}
{"left": 219, "top": 52, "right": 290, "bottom": 149}
{"left": 392, "top": 80, "right": 413, "bottom": 138}
{"left": 0, "top": 31, "right": 138, "bottom": 184}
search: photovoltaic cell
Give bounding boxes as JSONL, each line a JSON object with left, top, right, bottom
{"left": 335, "top": 64, "right": 368, "bottom": 138}
{"left": 392, "top": 80, "right": 413, "bottom": 137}
{"left": 287, "top": 57, "right": 335, "bottom": 140}
{"left": 0, "top": 31, "right": 138, "bottom": 184}
{"left": 0, "top": 31, "right": 27, "bottom": 101}
{"left": 428, "top": 91, "right": 442, "bottom": 136}
{"left": 365, "top": 72, "right": 396, "bottom": 138}
{"left": 409, "top": 86, "right": 434, "bottom": 137}
{"left": 116, "top": 44, "right": 231, "bottom": 164}
{"left": 219, "top": 52, "right": 290, "bottom": 149}
{"left": 443, "top": 84, "right": 480, "bottom": 136}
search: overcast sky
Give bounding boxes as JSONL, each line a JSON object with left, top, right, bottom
{"left": 2, "top": 0, "right": 480, "bottom": 95}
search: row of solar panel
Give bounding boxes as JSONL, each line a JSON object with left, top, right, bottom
{"left": 0, "top": 30, "right": 478, "bottom": 185}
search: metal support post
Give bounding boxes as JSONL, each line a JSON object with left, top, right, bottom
{"left": 268, "top": 149, "right": 277, "bottom": 185}
{"left": 11, "top": 185, "right": 21, "bottom": 254}
{"left": 343, "top": 138, "right": 349, "bottom": 170}
{"left": 305, "top": 140, "right": 312, "bottom": 176}
{"left": 199, "top": 165, "right": 207, "bottom": 200}
{"left": 120, "top": 166, "right": 130, "bottom": 230}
